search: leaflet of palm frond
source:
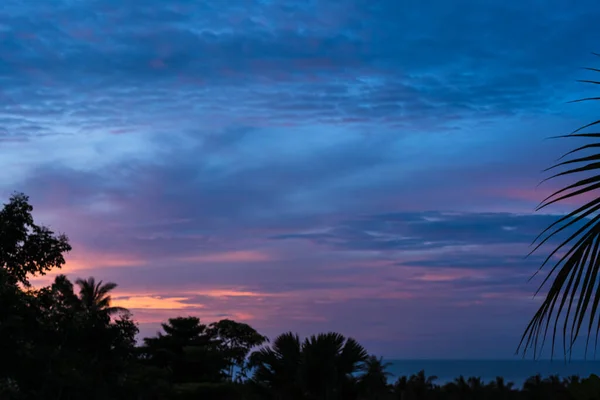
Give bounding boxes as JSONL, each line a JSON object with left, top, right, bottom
{"left": 545, "top": 241, "right": 594, "bottom": 340}
{"left": 539, "top": 162, "right": 600, "bottom": 186}
{"left": 528, "top": 214, "right": 600, "bottom": 297}
{"left": 577, "top": 80, "right": 600, "bottom": 86}
{"left": 518, "top": 238, "right": 599, "bottom": 358}
{"left": 594, "top": 318, "right": 600, "bottom": 358}
{"left": 569, "top": 238, "right": 600, "bottom": 347}
{"left": 518, "top": 287, "right": 551, "bottom": 356}
{"left": 528, "top": 212, "right": 600, "bottom": 287}
{"left": 548, "top": 133, "right": 600, "bottom": 139}
{"left": 545, "top": 155, "right": 600, "bottom": 172}
{"left": 583, "top": 266, "right": 600, "bottom": 358}
{"left": 560, "top": 249, "right": 590, "bottom": 359}
{"left": 569, "top": 119, "right": 600, "bottom": 133}
{"left": 539, "top": 245, "right": 591, "bottom": 359}
{"left": 541, "top": 255, "right": 581, "bottom": 357}
{"left": 538, "top": 182, "right": 600, "bottom": 214}
{"left": 530, "top": 197, "right": 600, "bottom": 250}
{"left": 569, "top": 98, "right": 600, "bottom": 104}
{"left": 519, "top": 253, "right": 581, "bottom": 357}
{"left": 558, "top": 143, "right": 600, "bottom": 161}
{"left": 549, "top": 229, "right": 600, "bottom": 357}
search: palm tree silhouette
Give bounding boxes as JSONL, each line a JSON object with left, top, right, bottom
{"left": 355, "top": 355, "right": 393, "bottom": 400}
{"left": 249, "top": 331, "right": 368, "bottom": 400}
{"left": 487, "top": 376, "right": 515, "bottom": 392}
{"left": 75, "top": 277, "right": 125, "bottom": 316}
{"left": 398, "top": 370, "right": 437, "bottom": 400}
{"left": 393, "top": 375, "right": 409, "bottom": 400}
{"left": 519, "top": 55, "right": 600, "bottom": 359}
{"left": 563, "top": 374, "right": 581, "bottom": 387}
{"left": 410, "top": 370, "right": 437, "bottom": 389}
{"left": 248, "top": 332, "right": 304, "bottom": 400}
{"left": 447, "top": 375, "right": 471, "bottom": 399}
{"left": 301, "top": 332, "right": 369, "bottom": 399}
{"left": 523, "top": 374, "right": 545, "bottom": 400}
{"left": 485, "top": 376, "right": 515, "bottom": 400}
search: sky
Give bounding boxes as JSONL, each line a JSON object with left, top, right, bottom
{"left": 2, "top": 0, "right": 600, "bottom": 359}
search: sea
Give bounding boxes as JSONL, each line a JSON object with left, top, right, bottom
{"left": 382, "top": 360, "right": 600, "bottom": 387}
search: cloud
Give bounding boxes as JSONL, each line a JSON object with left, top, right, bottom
{"left": 2, "top": 0, "right": 600, "bottom": 358}
{"left": 113, "top": 295, "right": 204, "bottom": 310}
{"left": 177, "top": 250, "right": 273, "bottom": 263}
{"left": 269, "top": 211, "right": 572, "bottom": 252}
{"left": 1, "top": 0, "right": 597, "bottom": 155}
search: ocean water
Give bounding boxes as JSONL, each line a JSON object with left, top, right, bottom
{"left": 383, "top": 360, "right": 600, "bottom": 387}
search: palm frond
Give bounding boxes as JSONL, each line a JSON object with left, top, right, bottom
{"left": 97, "top": 281, "right": 118, "bottom": 296}
{"left": 519, "top": 62, "right": 600, "bottom": 359}
{"left": 74, "top": 276, "right": 125, "bottom": 315}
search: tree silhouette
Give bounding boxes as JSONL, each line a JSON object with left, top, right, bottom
{"left": 207, "top": 319, "right": 268, "bottom": 381}
{"left": 7, "top": 192, "right": 600, "bottom": 399}
{"left": 249, "top": 331, "right": 368, "bottom": 400}
{"left": 301, "top": 332, "right": 369, "bottom": 399}
{"left": 0, "top": 193, "right": 71, "bottom": 286}
{"left": 142, "top": 316, "right": 228, "bottom": 385}
{"left": 489, "top": 376, "right": 514, "bottom": 391}
{"left": 75, "top": 277, "right": 126, "bottom": 317}
{"left": 248, "top": 331, "right": 304, "bottom": 399}
{"left": 357, "top": 355, "right": 393, "bottom": 399}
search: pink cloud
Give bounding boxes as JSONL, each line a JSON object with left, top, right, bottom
{"left": 499, "top": 185, "right": 599, "bottom": 207}
{"left": 113, "top": 295, "right": 204, "bottom": 310}
{"left": 177, "top": 250, "right": 273, "bottom": 263}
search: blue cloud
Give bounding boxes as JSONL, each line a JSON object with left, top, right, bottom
{"left": 270, "top": 212, "right": 574, "bottom": 250}
{"left": 1, "top": 0, "right": 599, "bottom": 358}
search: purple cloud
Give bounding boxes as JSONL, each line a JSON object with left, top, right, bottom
{"left": 1, "top": 0, "right": 600, "bottom": 358}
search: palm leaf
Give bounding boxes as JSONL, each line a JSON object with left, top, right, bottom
{"left": 74, "top": 276, "right": 124, "bottom": 315}
{"left": 518, "top": 62, "right": 600, "bottom": 359}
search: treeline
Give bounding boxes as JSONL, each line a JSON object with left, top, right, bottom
{"left": 1, "top": 193, "right": 600, "bottom": 400}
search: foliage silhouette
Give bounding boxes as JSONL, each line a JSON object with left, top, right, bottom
{"left": 208, "top": 318, "right": 269, "bottom": 381}
{"left": 0, "top": 192, "right": 71, "bottom": 286}
{"left": 3, "top": 193, "right": 600, "bottom": 399}
{"left": 357, "top": 355, "right": 394, "bottom": 400}
{"left": 75, "top": 276, "right": 126, "bottom": 317}
{"left": 519, "top": 56, "right": 600, "bottom": 359}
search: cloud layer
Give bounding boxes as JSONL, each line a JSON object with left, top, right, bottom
{"left": 2, "top": 0, "right": 600, "bottom": 358}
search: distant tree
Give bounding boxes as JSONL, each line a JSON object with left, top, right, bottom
{"left": 406, "top": 370, "right": 437, "bottom": 400}
{"left": 523, "top": 374, "right": 545, "bottom": 400}
{"left": 544, "top": 374, "right": 570, "bottom": 399}
{"left": 207, "top": 319, "right": 268, "bottom": 381}
{"left": 485, "top": 376, "right": 515, "bottom": 400}
{"left": 301, "top": 332, "right": 369, "bottom": 399}
{"left": 75, "top": 276, "right": 125, "bottom": 317}
{"left": 248, "top": 331, "right": 304, "bottom": 399}
{"left": 392, "top": 376, "right": 409, "bottom": 400}
{"left": 563, "top": 374, "right": 581, "bottom": 388}
{"left": 249, "top": 331, "right": 368, "bottom": 400}
{"left": 142, "top": 317, "right": 229, "bottom": 386}
{"left": 357, "top": 355, "right": 393, "bottom": 399}
{"left": 467, "top": 377, "right": 484, "bottom": 398}
{"left": 489, "top": 376, "right": 514, "bottom": 391}
{"left": 443, "top": 375, "right": 470, "bottom": 400}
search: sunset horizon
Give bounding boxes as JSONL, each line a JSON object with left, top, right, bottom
{"left": 3, "top": 0, "right": 600, "bottom": 365}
